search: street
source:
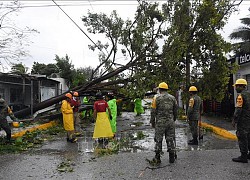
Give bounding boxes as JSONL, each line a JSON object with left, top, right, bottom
{"left": 0, "top": 110, "right": 249, "bottom": 180}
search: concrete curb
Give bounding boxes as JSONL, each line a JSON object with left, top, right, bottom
{"left": 11, "top": 121, "right": 58, "bottom": 138}
{"left": 201, "top": 122, "right": 237, "bottom": 141}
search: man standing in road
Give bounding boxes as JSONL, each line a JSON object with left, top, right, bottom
{"left": 106, "top": 92, "right": 117, "bottom": 137}
{"left": 150, "top": 82, "right": 178, "bottom": 164}
{"left": 232, "top": 78, "right": 250, "bottom": 163}
{"left": 0, "top": 95, "right": 18, "bottom": 144}
{"left": 71, "top": 91, "right": 82, "bottom": 136}
{"left": 134, "top": 97, "right": 144, "bottom": 116}
{"left": 187, "top": 86, "right": 203, "bottom": 145}
{"left": 93, "top": 92, "right": 113, "bottom": 141}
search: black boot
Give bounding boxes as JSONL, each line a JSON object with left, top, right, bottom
{"left": 232, "top": 153, "right": 248, "bottom": 163}
{"left": 188, "top": 138, "right": 198, "bottom": 145}
{"left": 4, "top": 138, "right": 12, "bottom": 145}
{"left": 69, "top": 137, "right": 78, "bottom": 143}
{"left": 69, "top": 134, "right": 77, "bottom": 143}
{"left": 247, "top": 153, "right": 250, "bottom": 160}
{"left": 169, "top": 151, "right": 176, "bottom": 163}
{"left": 150, "top": 153, "right": 161, "bottom": 166}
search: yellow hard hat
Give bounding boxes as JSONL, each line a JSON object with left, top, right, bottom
{"left": 233, "top": 78, "right": 247, "bottom": 86}
{"left": 65, "top": 93, "right": 72, "bottom": 99}
{"left": 12, "top": 122, "right": 19, "bottom": 128}
{"left": 189, "top": 86, "right": 198, "bottom": 92}
{"left": 158, "top": 82, "right": 168, "bottom": 89}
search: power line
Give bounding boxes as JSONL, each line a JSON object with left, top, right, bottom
{"left": 51, "top": 0, "right": 106, "bottom": 55}
{"left": 2, "top": 0, "right": 249, "bottom": 9}
{"left": 17, "top": 4, "right": 138, "bottom": 8}
{"left": 3, "top": 2, "right": 138, "bottom": 9}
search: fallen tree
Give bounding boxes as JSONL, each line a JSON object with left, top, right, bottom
{"left": 14, "top": 2, "right": 165, "bottom": 118}
{"left": 14, "top": 37, "right": 158, "bottom": 118}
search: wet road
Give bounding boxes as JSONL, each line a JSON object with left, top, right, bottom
{"left": 0, "top": 110, "right": 247, "bottom": 180}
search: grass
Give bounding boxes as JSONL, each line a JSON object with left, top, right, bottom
{"left": 0, "top": 123, "right": 64, "bottom": 154}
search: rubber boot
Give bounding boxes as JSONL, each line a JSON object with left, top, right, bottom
{"left": 98, "top": 138, "right": 104, "bottom": 148}
{"left": 169, "top": 151, "right": 175, "bottom": 163}
{"left": 70, "top": 138, "right": 78, "bottom": 143}
{"left": 232, "top": 153, "right": 248, "bottom": 163}
{"left": 69, "top": 134, "right": 77, "bottom": 143}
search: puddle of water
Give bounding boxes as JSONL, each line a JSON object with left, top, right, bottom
{"left": 29, "top": 108, "right": 238, "bottom": 159}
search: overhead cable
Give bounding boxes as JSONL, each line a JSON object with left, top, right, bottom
{"left": 51, "top": 0, "right": 106, "bottom": 55}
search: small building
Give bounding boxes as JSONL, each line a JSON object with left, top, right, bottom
{"left": 203, "top": 54, "right": 250, "bottom": 117}
{"left": 0, "top": 73, "right": 67, "bottom": 114}
{"left": 234, "top": 53, "right": 250, "bottom": 93}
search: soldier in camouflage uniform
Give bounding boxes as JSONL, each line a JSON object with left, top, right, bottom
{"left": 232, "top": 79, "right": 250, "bottom": 163}
{"left": 187, "top": 86, "right": 202, "bottom": 145}
{"left": 150, "top": 82, "right": 178, "bottom": 164}
{"left": 0, "top": 97, "right": 18, "bottom": 143}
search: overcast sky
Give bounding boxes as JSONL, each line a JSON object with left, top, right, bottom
{"left": 3, "top": 0, "right": 250, "bottom": 72}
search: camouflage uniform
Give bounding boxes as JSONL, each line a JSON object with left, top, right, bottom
{"left": 187, "top": 94, "right": 202, "bottom": 143}
{"left": 150, "top": 91, "right": 178, "bottom": 162}
{"left": 233, "top": 90, "right": 250, "bottom": 158}
{"left": 0, "top": 99, "right": 17, "bottom": 142}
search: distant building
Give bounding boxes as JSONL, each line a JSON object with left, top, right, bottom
{"left": 234, "top": 53, "right": 250, "bottom": 92}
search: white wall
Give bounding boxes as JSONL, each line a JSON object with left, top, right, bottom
{"left": 50, "top": 78, "right": 69, "bottom": 94}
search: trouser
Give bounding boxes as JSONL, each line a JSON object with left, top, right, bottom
{"left": 67, "top": 131, "right": 76, "bottom": 140}
{"left": 74, "top": 112, "right": 82, "bottom": 133}
{"left": 188, "top": 120, "right": 198, "bottom": 140}
{"left": 0, "top": 119, "right": 11, "bottom": 141}
{"left": 236, "top": 126, "right": 250, "bottom": 154}
{"left": 154, "top": 121, "right": 175, "bottom": 154}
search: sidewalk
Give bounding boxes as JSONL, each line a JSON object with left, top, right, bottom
{"left": 201, "top": 115, "right": 237, "bottom": 140}
{"left": 0, "top": 121, "right": 57, "bottom": 139}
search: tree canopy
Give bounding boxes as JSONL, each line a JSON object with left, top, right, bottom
{"left": 229, "top": 9, "right": 250, "bottom": 53}
{"left": 31, "top": 54, "right": 94, "bottom": 88}
{"left": 0, "top": 1, "right": 37, "bottom": 72}
{"left": 10, "top": 63, "right": 28, "bottom": 74}
{"left": 81, "top": 0, "right": 241, "bottom": 101}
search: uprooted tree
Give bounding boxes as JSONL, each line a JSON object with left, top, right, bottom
{"left": 14, "top": 0, "right": 242, "bottom": 118}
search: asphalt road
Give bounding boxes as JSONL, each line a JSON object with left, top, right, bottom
{"left": 0, "top": 110, "right": 249, "bottom": 180}
{"left": 0, "top": 144, "right": 249, "bottom": 180}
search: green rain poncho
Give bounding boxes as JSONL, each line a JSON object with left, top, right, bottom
{"left": 107, "top": 99, "right": 117, "bottom": 133}
{"left": 134, "top": 98, "right": 144, "bottom": 115}
{"left": 82, "top": 97, "right": 88, "bottom": 118}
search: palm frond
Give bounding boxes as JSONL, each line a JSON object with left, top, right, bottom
{"left": 229, "top": 28, "right": 250, "bottom": 41}
{"left": 240, "top": 17, "right": 250, "bottom": 26}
